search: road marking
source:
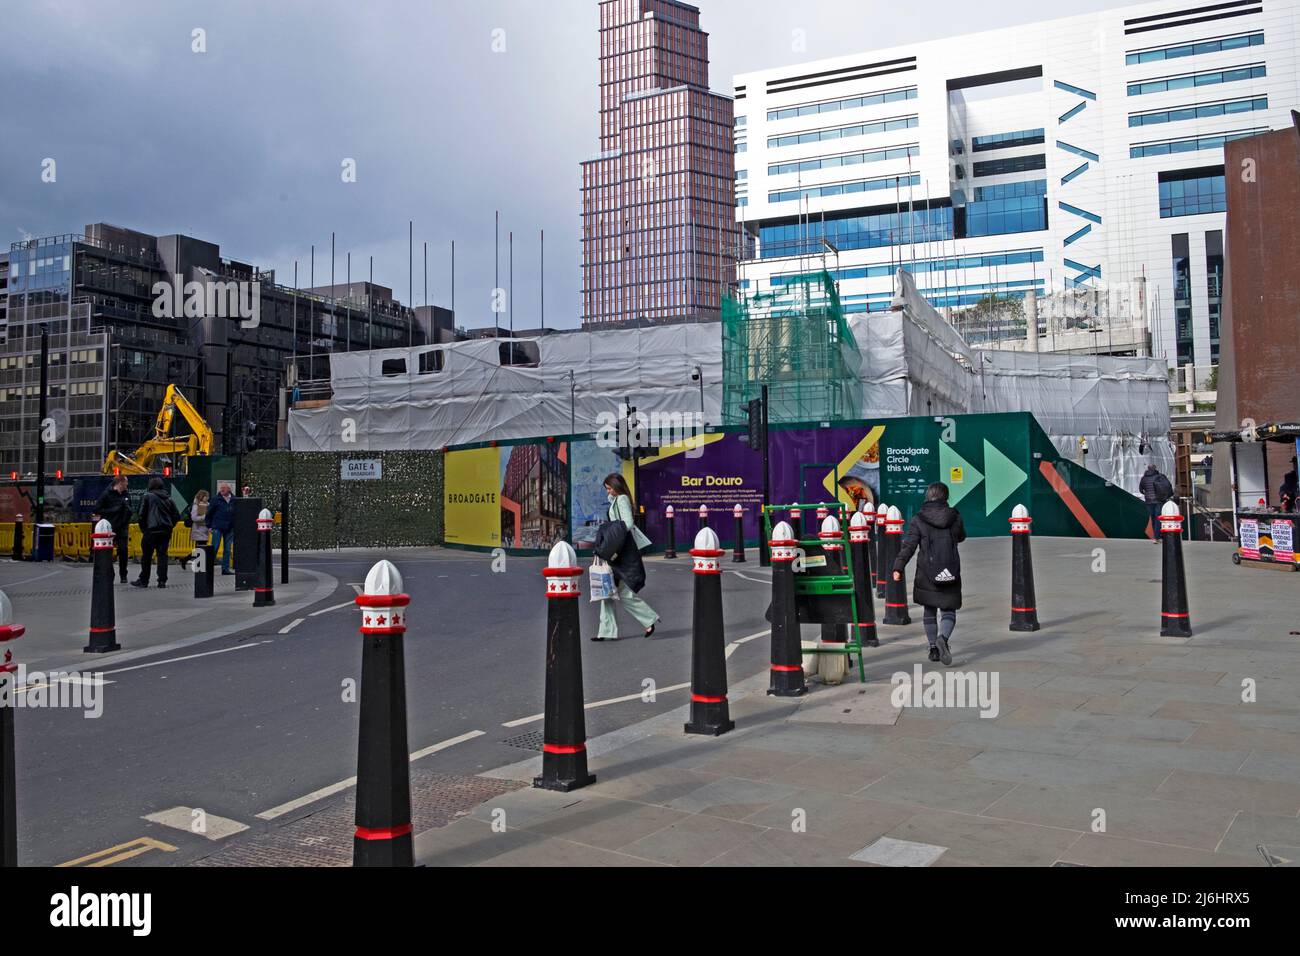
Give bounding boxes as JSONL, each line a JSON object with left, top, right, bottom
{"left": 347, "top": 582, "right": 363, "bottom": 595}
{"left": 278, "top": 617, "right": 305, "bottom": 634}
{"left": 57, "top": 837, "right": 177, "bottom": 867}
{"left": 729, "top": 572, "right": 771, "bottom": 585}
{"left": 309, "top": 599, "right": 356, "bottom": 617}
{"left": 255, "top": 730, "right": 484, "bottom": 821}
{"left": 100, "top": 641, "right": 269, "bottom": 676}
{"left": 17, "top": 674, "right": 116, "bottom": 695}
{"left": 4, "top": 568, "right": 66, "bottom": 588}
{"left": 144, "top": 806, "right": 249, "bottom": 841}
{"left": 502, "top": 682, "right": 693, "bottom": 728}
{"left": 733, "top": 629, "right": 769, "bottom": 645}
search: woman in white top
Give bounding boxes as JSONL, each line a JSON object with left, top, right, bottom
{"left": 593, "top": 473, "right": 660, "bottom": 641}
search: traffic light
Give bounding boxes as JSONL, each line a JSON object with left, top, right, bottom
{"left": 244, "top": 420, "right": 258, "bottom": 453}
{"left": 745, "top": 396, "right": 765, "bottom": 452}
{"left": 55, "top": 469, "right": 63, "bottom": 480}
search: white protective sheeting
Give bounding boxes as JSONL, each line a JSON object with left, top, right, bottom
{"left": 288, "top": 324, "right": 723, "bottom": 450}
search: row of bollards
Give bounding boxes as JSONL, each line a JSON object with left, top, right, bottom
{"left": 340, "top": 496, "right": 1195, "bottom": 867}
{"left": 662, "top": 503, "right": 753, "bottom": 563}
{"left": 84, "top": 507, "right": 279, "bottom": 655}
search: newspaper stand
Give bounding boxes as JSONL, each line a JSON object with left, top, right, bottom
{"left": 1195, "top": 422, "right": 1299, "bottom": 571}
{"left": 762, "top": 502, "right": 865, "bottom": 682}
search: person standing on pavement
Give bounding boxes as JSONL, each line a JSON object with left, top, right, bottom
{"left": 207, "top": 482, "right": 236, "bottom": 575}
{"left": 1280, "top": 457, "right": 1298, "bottom": 513}
{"left": 93, "top": 475, "right": 133, "bottom": 584}
{"left": 592, "top": 473, "right": 660, "bottom": 642}
{"left": 133, "top": 476, "right": 180, "bottom": 589}
{"left": 191, "top": 489, "right": 211, "bottom": 547}
{"left": 892, "top": 482, "right": 966, "bottom": 666}
{"left": 1139, "top": 463, "right": 1174, "bottom": 541}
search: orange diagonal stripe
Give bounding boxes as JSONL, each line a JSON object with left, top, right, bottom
{"left": 1038, "top": 461, "right": 1105, "bottom": 539}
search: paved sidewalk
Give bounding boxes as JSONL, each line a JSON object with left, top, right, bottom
{"left": 0, "top": 558, "right": 337, "bottom": 674}
{"left": 415, "top": 536, "right": 1300, "bottom": 867}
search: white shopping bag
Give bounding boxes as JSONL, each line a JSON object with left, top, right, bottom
{"left": 589, "top": 558, "right": 619, "bottom": 602}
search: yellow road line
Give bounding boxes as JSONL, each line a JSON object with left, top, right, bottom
{"left": 57, "top": 837, "right": 177, "bottom": 868}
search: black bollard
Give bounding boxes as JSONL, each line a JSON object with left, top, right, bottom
{"left": 819, "top": 515, "right": 848, "bottom": 645}
{"left": 849, "top": 511, "right": 879, "bottom": 647}
{"left": 535, "top": 541, "right": 595, "bottom": 792}
{"left": 353, "top": 560, "right": 413, "bottom": 867}
{"left": 874, "top": 503, "right": 888, "bottom": 599}
{"left": 685, "top": 528, "right": 734, "bottom": 736}
{"left": 767, "top": 521, "right": 807, "bottom": 697}
{"left": 1009, "top": 504, "right": 1040, "bottom": 632}
{"left": 193, "top": 544, "right": 215, "bottom": 599}
{"left": 731, "top": 504, "right": 746, "bottom": 563}
{"left": 11, "top": 515, "right": 23, "bottom": 562}
{"left": 85, "top": 520, "right": 121, "bottom": 653}
{"left": 882, "top": 505, "right": 912, "bottom": 626}
{"left": 253, "top": 509, "right": 275, "bottom": 607}
{"left": 1, "top": 590, "right": 24, "bottom": 868}
{"left": 1159, "top": 501, "right": 1192, "bottom": 637}
{"left": 663, "top": 505, "right": 677, "bottom": 559}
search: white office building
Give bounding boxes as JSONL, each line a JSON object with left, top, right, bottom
{"left": 733, "top": 0, "right": 1299, "bottom": 374}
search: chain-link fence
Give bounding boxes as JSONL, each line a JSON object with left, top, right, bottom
{"left": 244, "top": 450, "right": 443, "bottom": 550}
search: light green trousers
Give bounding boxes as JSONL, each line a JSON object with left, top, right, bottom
{"left": 597, "top": 583, "right": 659, "bottom": 639}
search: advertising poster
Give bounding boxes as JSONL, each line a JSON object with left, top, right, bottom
{"left": 1239, "top": 519, "right": 1260, "bottom": 559}
{"left": 1269, "top": 519, "right": 1293, "bottom": 563}
{"left": 569, "top": 439, "right": 629, "bottom": 550}
{"left": 446, "top": 441, "right": 569, "bottom": 551}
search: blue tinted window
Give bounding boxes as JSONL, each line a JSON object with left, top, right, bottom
{"left": 1128, "top": 63, "right": 1266, "bottom": 96}
{"left": 1158, "top": 167, "right": 1227, "bottom": 217}
{"left": 767, "top": 87, "right": 917, "bottom": 122}
{"left": 972, "top": 154, "right": 1046, "bottom": 177}
{"left": 1131, "top": 129, "right": 1262, "bottom": 158}
{"left": 971, "top": 129, "right": 1045, "bottom": 152}
{"left": 1125, "top": 32, "right": 1263, "bottom": 65}
{"left": 767, "top": 115, "right": 919, "bottom": 149}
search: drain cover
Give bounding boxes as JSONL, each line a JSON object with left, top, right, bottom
{"left": 501, "top": 731, "right": 545, "bottom": 751}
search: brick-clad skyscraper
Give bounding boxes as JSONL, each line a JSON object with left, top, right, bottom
{"left": 581, "top": 0, "right": 738, "bottom": 327}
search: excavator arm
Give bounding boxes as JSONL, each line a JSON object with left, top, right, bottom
{"left": 101, "top": 384, "right": 214, "bottom": 475}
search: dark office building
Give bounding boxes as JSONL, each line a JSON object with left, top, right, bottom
{"left": 1, "top": 223, "right": 425, "bottom": 476}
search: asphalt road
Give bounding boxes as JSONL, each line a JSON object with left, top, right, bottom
{"left": 12, "top": 548, "right": 777, "bottom": 866}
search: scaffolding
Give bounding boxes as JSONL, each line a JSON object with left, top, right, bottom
{"left": 722, "top": 270, "right": 863, "bottom": 425}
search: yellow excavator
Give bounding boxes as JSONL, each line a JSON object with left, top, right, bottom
{"left": 102, "top": 384, "right": 214, "bottom": 476}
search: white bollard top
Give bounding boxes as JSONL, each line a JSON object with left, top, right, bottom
{"left": 820, "top": 515, "right": 841, "bottom": 535}
{"left": 258, "top": 507, "right": 274, "bottom": 521}
{"left": 733, "top": 503, "right": 743, "bottom": 517}
{"left": 693, "top": 527, "right": 721, "bottom": 551}
{"left": 850, "top": 511, "right": 869, "bottom": 528}
{"left": 699, "top": 504, "right": 708, "bottom": 515}
{"left": 548, "top": 539, "right": 578, "bottom": 569}
{"left": 1011, "top": 503, "right": 1029, "bottom": 520}
{"left": 1160, "top": 499, "right": 1181, "bottom": 517}
{"left": 363, "top": 559, "right": 404, "bottom": 596}
{"left": 94, "top": 518, "right": 112, "bottom": 535}
{"left": 886, "top": 505, "right": 903, "bottom": 522}
{"left": 771, "top": 520, "right": 795, "bottom": 542}
{"left": 0, "top": 589, "right": 13, "bottom": 627}
{"left": 665, "top": 504, "right": 674, "bottom": 517}
{"left": 876, "top": 502, "right": 888, "bottom": 515}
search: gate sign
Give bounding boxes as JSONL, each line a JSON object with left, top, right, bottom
{"left": 341, "top": 458, "right": 382, "bottom": 481}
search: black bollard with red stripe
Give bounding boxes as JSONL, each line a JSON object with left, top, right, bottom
{"left": 663, "top": 505, "right": 677, "bottom": 559}
{"left": 535, "top": 541, "right": 595, "bottom": 792}
{"left": 85, "top": 520, "right": 120, "bottom": 653}
{"left": 874, "top": 503, "right": 888, "bottom": 599}
{"left": 253, "top": 509, "right": 275, "bottom": 607}
{"left": 1158, "top": 501, "right": 1192, "bottom": 637}
{"left": 767, "top": 521, "right": 807, "bottom": 697}
{"left": 11, "top": 515, "right": 22, "bottom": 562}
{"left": 193, "top": 543, "right": 215, "bottom": 599}
{"left": 882, "top": 505, "right": 912, "bottom": 626}
{"left": 849, "top": 511, "right": 879, "bottom": 647}
{"left": 731, "top": 504, "right": 746, "bottom": 563}
{"left": 685, "top": 528, "right": 734, "bottom": 736}
{"left": 1, "top": 589, "right": 24, "bottom": 868}
{"left": 353, "top": 559, "right": 413, "bottom": 866}
{"left": 819, "top": 515, "right": 848, "bottom": 645}
{"left": 1009, "top": 504, "right": 1040, "bottom": 632}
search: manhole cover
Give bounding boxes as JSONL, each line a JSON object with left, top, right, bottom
{"left": 501, "top": 731, "right": 545, "bottom": 751}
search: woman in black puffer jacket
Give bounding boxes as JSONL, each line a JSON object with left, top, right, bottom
{"left": 892, "top": 482, "right": 966, "bottom": 665}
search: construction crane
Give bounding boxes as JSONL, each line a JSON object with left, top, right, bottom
{"left": 102, "top": 384, "right": 215, "bottom": 476}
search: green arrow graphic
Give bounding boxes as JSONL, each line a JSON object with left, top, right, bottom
{"left": 983, "top": 439, "right": 1028, "bottom": 515}
{"left": 939, "top": 442, "right": 983, "bottom": 507}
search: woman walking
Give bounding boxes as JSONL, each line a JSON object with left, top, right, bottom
{"left": 892, "top": 482, "right": 966, "bottom": 665}
{"left": 191, "top": 489, "right": 211, "bottom": 548}
{"left": 593, "top": 473, "right": 660, "bottom": 642}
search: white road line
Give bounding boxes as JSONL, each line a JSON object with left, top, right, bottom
{"left": 255, "top": 730, "right": 485, "bottom": 821}
{"left": 17, "top": 674, "right": 116, "bottom": 694}
{"left": 502, "top": 682, "right": 693, "bottom": 728}
{"left": 3, "top": 568, "right": 66, "bottom": 588}
{"left": 100, "top": 641, "right": 269, "bottom": 676}
{"left": 143, "top": 806, "right": 249, "bottom": 841}
{"left": 308, "top": 599, "right": 356, "bottom": 617}
{"left": 733, "top": 629, "right": 769, "bottom": 645}
{"left": 347, "top": 582, "right": 363, "bottom": 595}
{"left": 278, "top": 618, "right": 305, "bottom": 634}
{"left": 729, "top": 572, "right": 771, "bottom": 585}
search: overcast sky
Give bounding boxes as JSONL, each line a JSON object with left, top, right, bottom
{"left": 0, "top": 0, "right": 1127, "bottom": 329}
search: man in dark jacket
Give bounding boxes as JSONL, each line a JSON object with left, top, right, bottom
{"left": 133, "top": 477, "right": 180, "bottom": 588}
{"left": 893, "top": 482, "right": 966, "bottom": 666}
{"left": 1281, "top": 457, "right": 1298, "bottom": 514}
{"left": 207, "top": 482, "right": 236, "bottom": 574}
{"left": 1138, "top": 464, "right": 1173, "bottom": 541}
{"left": 93, "top": 475, "right": 133, "bottom": 584}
